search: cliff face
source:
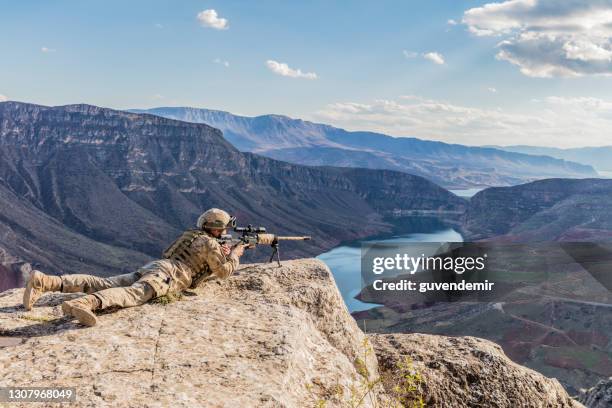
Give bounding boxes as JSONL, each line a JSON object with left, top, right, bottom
{"left": 0, "top": 263, "right": 30, "bottom": 293}
{"left": 0, "top": 260, "right": 582, "bottom": 407}
{"left": 132, "top": 107, "right": 598, "bottom": 189}
{"left": 462, "top": 178, "right": 612, "bottom": 241}
{"left": 0, "top": 101, "right": 464, "bottom": 279}
{"left": 0, "top": 260, "right": 385, "bottom": 408}
{"left": 371, "top": 333, "right": 582, "bottom": 408}
{"left": 0, "top": 265, "right": 21, "bottom": 292}
{"left": 580, "top": 377, "right": 612, "bottom": 408}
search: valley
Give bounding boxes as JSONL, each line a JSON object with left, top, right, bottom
{"left": 0, "top": 101, "right": 464, "bottom": 287}
{"left": 1, "top": 101, "right": 611, "bottom": 398}
{"left": 349, "top": 237, "right": 612, "bottom": 395}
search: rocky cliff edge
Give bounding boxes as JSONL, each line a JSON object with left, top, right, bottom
{"left": 0, "top": 259, "right": 582, "bottom": 407}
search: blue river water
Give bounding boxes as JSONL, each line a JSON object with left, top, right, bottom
{"left": 317, "top": 227, "right": 463, "bottom": 312}
{"left": 449, "top": 188, "right": 485, "bottom": 197}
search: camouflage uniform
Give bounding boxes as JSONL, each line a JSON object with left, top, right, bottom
{"left": 60, "top": 231, "right": 239, "bottom": 309}
{"left": 23, "top": 208, "right": 241, "bottom": 326}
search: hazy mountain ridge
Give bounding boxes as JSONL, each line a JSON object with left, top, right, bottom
{"left": 463, "top": 178, "right": 612, "bottom": 241}
{"left": 0, "top": 101, "right": 464, "bottom": 287}
{"left": 497, "top": 145, "right": 612, "bottom": 173}
{"left": 129, "top": 107, "right": 340, "bottom": 152}
{"left": 131, "top": 107, "right": 598, "bottom": 189}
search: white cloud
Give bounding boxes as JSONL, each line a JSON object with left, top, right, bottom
{"left": 0, "top": 94, "right": 8, "bottom": 102}
{"left": 543, "top": 96, "right": 612, "bottom": 112}
{"left": 404, "top": 51, "right": 446, "bottom": 64}
{"left": 462, "top": 0, "right": 612, "bottom": 77}
{"left": 152, "top": 94, "right": 164, "bottom": 100}
{"left": 447, "top": 19, "right": 458, "bottom": 25}
{"left": 312, "top": 95, "right": 612, "bottom": 148}
{"left": 487, "top": 87, "right": 498, "bottom": 93}
{"left": 423, "top": 52, "right": 445, "bottom": 65}
{"left": 213, "top": 58, "right": 230, "bottom": 67}
{"left": 265, "top": 60, "right": 318, "bottom": 79}
{"left": 41, "top": 47, "right": 56, "bottom": 53}
{"left": 197, "top": 9, "right": 229, "bottom": 30}
{"left": 154, "top": 23, "right": 164, "bottom": 29}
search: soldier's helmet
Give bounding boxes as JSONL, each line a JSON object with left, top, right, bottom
{"left": 197, "top": 208, "right": 236, "bottom": 230}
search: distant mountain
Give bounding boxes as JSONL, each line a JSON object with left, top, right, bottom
{"left": 0, "top": 102, "right": 465, "bottom": 283}
{"left": 463, "top": 178, "right": 612, "bottom": 241}
{"left": 496, "top": 145, "right": 612, "bottom": 173}
{"left": 130, "top": 107, "right": 598, "bottom": 189}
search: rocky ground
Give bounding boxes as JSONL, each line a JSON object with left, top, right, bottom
{"left": 370, "top": 333, "right": 582, "bottom": 408}
{"left": 0, "top": 259, "right": 584, "bottom": 407}
{"left": 579, "top": 377, "right": 612, "bottom": 408}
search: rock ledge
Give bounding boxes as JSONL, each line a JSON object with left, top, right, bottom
{"left": 0, "top": 259, "right": 582, "bottom": 407}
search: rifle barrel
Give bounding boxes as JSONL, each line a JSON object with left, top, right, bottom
{"left": 276, "top": 236, "right": 311, "bottom": 241}
{"left": 257, "top": 234, "right": 311, "bottom": 245}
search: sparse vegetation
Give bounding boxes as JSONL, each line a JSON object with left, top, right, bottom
{"left": 151, "top": 291, "right": 184, "bottom": 305}
{"left": 381, "top": 356, "right": 425, "bottom": 408}
{"left": 19, "top": 314, "right": 55, "bottom": 323}
{"left": 306, "top": 338, "right": 426, "bottom": 407}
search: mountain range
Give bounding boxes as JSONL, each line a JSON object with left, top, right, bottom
{"left": 462, "top": 178, "right": 612, "bottom": 241}
{"left": 496, "top": 145, "right": 612, "bottom": 173}
{"left": 0, "top": 101, "right": 465, "bottom": 288}
{"left": 130, "top": 107, "right": 598, "bottom": 189}
{"left": 2, "top": 102, "right": 610, "bottom": 282}
{"left": 2, "top": 101, "right": 612, "bottom": 398}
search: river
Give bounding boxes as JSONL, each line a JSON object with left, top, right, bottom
{"left": 449, "top": 187, "right": 485, "bottom": 197}
{"left": 317, "top": 223, "right": 463, "bottom": 312}
{"left": 317, "top": 186, "right": 481, "bottom": 313}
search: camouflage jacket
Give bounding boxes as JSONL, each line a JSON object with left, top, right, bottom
{"left": 160, "top": 230, "right": 240, "bottom": 289}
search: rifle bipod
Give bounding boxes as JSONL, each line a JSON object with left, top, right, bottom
{"left": 269, "top": 242, "right": 282, "bottom": 266}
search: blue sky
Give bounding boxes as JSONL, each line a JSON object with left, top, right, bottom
{"left": 2, "top": 0, "right": 612, "bottom": 147}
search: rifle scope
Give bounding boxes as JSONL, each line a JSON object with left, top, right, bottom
{"left": 234, "top": 224, "right": 266, "bottom": 234}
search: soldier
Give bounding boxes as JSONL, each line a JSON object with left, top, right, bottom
{"left": 22, "top": 208, "right": 246, "bottom": 327}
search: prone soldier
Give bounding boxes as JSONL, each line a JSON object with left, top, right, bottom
{"left": 22, "top": 208, "right": 246, "bottom": 327}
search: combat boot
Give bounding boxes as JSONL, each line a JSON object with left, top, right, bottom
{"left": 23, "top": 271, "right": 62, "bottom": 311}
{"left": 61, "top": 295, "right": 101, "bottom": 327}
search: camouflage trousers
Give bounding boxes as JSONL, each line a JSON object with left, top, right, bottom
{"left": 61, "top": 260, "right": 194, "bottom": 310}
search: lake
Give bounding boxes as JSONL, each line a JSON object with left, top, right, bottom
{"left": 317, "top": 224, "right": 463, "bottom": 312}
{"left": 449, "top": 187, "right": 486, "bottom": 197}
{"left": 317, "top": 185, "right": 482, "bottom": 313}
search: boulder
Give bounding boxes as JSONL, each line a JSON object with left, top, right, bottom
{"left": 370, "top": 333, "right": 583, "bottom": 408}
{"left": 579, "top": 377, "right": 612, "bottom": 408}
{"left": 0, "top": 260, "right": 382, "bottom": 407}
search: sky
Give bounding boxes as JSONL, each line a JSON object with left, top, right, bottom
{"left": 2, "top": 0, "right": 612, "bottom": 148}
